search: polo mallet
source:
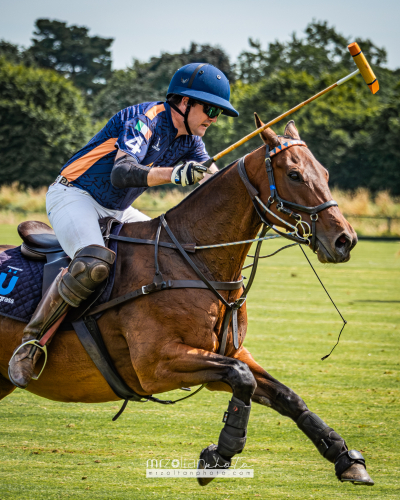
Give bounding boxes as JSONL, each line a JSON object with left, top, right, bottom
{"left": 203, "top": 42, "right": 379, "bottom": 168}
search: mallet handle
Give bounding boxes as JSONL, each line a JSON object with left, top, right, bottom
{"left": 206, "top": 70, "right": 360, "bottom": 166}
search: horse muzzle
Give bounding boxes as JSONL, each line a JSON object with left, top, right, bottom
{"left": 316, "top": 231, "right": 357, "bottom": 264}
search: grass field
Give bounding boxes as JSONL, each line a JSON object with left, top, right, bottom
{"left": 0, "top": 225, "right": 399, "bottom": 499}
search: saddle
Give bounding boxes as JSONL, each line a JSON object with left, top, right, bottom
{"left": 18, "top": 221, "right": 69, "bottom": 295}
{"left": 18, "top": 219, "right": 118, "bottom": 295}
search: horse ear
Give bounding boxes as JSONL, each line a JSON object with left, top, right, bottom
{"left": 284, "top": 120, "right": 300, "bottom": 140}
{"left": 254, "top": 112, "right": 264, "bottom": 129}
{"left": 254, "top": 112, "right": 280, "bottom": 148}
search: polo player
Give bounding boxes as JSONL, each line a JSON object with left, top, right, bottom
{"left": 9, "top": 63, "right": 239, "bottom": 388}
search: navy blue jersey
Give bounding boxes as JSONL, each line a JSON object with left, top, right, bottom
{"left": 60, "top": 101, "right": 209, "bottom": 210}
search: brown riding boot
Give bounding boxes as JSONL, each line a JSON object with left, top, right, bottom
{"left": 8, "top": 271, "right": 68, "bottom": 388}
{"left": 8, "top": 244, "right": 115, "bottom": 389}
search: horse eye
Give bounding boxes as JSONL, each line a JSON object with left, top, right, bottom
{"left": 288, "top": 171, "right": 302, "bottom": 182}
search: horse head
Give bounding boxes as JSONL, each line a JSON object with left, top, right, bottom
{"left": 251, "top": 113, "right": 357, "bottom": 263}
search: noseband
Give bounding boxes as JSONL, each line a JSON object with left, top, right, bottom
{"left": 237, "top": 140, "right": 338, "bottom": 252}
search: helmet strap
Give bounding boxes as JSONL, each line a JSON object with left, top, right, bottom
{"left": 167, "top": 99, "right": 193, "bottom": 136}
{"left": 183, "top": 100, "right": 193, "bottom": 136}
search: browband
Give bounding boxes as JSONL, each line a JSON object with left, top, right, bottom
{"left": 269, "top": 140, "right": 307, "bottom": 157}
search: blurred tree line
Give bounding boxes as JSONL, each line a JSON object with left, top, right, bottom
{"left": 1, "top": 19, "right": 399, "bottom": 193}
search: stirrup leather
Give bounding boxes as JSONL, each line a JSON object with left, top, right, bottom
{"left": 8, "top": 340, "right": 48, "bottom": 382}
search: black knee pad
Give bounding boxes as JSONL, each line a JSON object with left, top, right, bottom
{"left": 59, "top": 245, "right": 115, "bottom": 307}
{"left": 217, "top": 397, "right": 251, "bottom": 458}
{"left": 297, "top": 410, "right": 347, "bottom": 463}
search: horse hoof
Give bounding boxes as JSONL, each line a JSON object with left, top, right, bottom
{"left": 197, "top": 444, "right": 231, "bottom": 487}
{"left": 341, "top": 463, "right": 374, "bottom": 486}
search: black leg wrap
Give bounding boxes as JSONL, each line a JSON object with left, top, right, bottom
{"left": 296, "top": 410, "right": 347, "bottom": 463}
{"left": 217, "top": 396, "right": 251, "bottom": 458}
{"left": 197, "top": 444, "right": 231, "bottom": 486}
{"left": 198, "top": 444, "right": 231, "bottom": 470}
{"left": 335, "top": 450, "right": 366, "bottom": 480}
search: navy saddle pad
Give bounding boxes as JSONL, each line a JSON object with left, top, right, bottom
{"left": 0, "top": 225, "right": 121, "bottom": 323}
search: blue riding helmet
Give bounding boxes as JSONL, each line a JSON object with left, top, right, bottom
{"left": 167, "top": 63, "right": 239, "bottom": 118}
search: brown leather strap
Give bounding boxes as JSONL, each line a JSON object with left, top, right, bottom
{"left": 160, "top": 215, "right": 231, "bottom": 308}
{"left": 108, "top": 234, "right": 196, "bottom": 253}
{"left": 237, "top": 158, "right": 259, "bottom": 199}
{"left": 87, "top": 278, "right": 244, "bottom": 316}
{"left": 219, "top": 308, "right": 232, "bottom": 355}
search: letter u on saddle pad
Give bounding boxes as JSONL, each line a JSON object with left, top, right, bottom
{"left": 0, "top": 224, "right": 123, "bottom": 324}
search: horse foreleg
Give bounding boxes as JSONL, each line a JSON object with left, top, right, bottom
{"left": 232, "top": 347, "right": 374, "bottom": 486}
{"left": 137, "top": 343, "right": 256, "bottom": 486}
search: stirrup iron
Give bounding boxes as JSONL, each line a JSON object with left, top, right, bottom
{"left": 8, "top": 340, "right": 48, "bottom": 382}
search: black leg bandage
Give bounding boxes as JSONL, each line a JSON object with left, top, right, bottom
{"left": 296, "top": 410, "right": 347, "bottom": 463}
{"left": 217, "top": 396, "right": 251, "bottom": 458}
{"left": 335, "top": 449, "right": 366, "bottom": 480}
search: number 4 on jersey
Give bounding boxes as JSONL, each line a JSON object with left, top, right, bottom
{"left": 125, "top": 136, "right": 143, "bottom": 154}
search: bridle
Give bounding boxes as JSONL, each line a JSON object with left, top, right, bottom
{"left": 238, "top": 139, "right": 338, "bottom": 253}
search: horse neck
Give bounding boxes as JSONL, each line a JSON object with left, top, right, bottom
{"left": 165, "top": 147, "right": 266, "bottom": 282}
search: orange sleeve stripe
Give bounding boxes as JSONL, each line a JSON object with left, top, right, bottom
{"left": 145, "top": 104, "right": 165, "bottom": 120}
{"left": 62, "top": 138, "right": 118, "bottom": 182}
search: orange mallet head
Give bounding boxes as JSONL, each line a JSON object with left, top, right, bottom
{"left": 348, "top": 42, "right": 379, "bottom": 94}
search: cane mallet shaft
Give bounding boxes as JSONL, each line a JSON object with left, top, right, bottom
{"left": 204, "top": 42, "right": 379, "bottom": 168}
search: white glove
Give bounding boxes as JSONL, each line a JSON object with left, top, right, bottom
{"left": 171, "top": 161, "right": 210, "bottom": 187}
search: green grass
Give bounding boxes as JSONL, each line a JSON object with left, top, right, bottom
{"left": 0, "top": 225, "right": 399, "bottom": 499}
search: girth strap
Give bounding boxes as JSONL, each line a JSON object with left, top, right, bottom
{"left": 72, "top": 317, "right": 148, "bottom": 406}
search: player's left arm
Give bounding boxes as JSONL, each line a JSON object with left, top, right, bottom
{"left": 113, "top": 148, "right": 173, "bottom": 187}
{"left": 113, "top": 149, "right": 216, "bottom": 188}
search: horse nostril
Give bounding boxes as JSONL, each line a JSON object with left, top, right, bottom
{"left": 335, "top": 234, "right": 350, "bottom": 251}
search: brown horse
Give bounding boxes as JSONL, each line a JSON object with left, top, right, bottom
{"left": 0, "top": 119, "right": 373, "bottom": 486}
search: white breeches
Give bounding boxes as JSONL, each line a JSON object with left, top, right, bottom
{"left": 46, "top": 183, "right": 151, "bottom": 258}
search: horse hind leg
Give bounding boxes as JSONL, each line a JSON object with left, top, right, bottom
{"left": 0, "top": 372, "right": 16, "bottom": 401}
